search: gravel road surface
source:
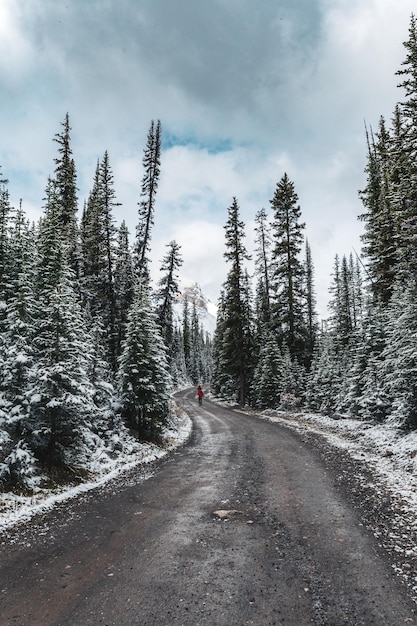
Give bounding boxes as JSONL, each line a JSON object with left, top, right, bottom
{"left": 0, "top": 387, "right": 416, "bottom": 625}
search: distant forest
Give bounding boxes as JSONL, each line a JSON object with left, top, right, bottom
{"left": 2, "top": 14, "right": 417, "bottom": 492}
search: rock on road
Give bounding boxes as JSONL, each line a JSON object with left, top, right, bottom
{"left": 1, "top": 388, "right": 416, "bottom": 625}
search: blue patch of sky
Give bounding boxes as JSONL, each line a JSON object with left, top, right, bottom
{"left": 163, "top": 130, "right": 235, "bottom": 155}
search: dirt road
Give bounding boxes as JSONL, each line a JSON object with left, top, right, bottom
{"left": 1, "top": 388, "right": 416, "bottom": 625}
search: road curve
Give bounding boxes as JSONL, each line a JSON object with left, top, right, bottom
{"left": 0, "top": 388, "right": 416, "bottom": 625}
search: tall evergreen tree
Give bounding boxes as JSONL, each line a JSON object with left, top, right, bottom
{"left": 0, "top": 167, "right": 13, "bottom": 300}
{"left": 155, "top": 240, "right": 183, "bottom": 351}
{"left": 213, "top": 197, "right": 251, "bottom": 405}
{"left": 188, "top": 302, "right": 203, "bottom": 384}
{"left": 270, "top": 173, "right": 307, "bottom": 363}
{"left": 359, "top": 119, "right": 398, "bottom": 304}
{"left": 80, "top": 152, "right": 119, "bottom": 369}
{"left": 135, "top": 120, "right": 162, "bottom": 281}
{"left": 254, "top": 207, "right": 272, "bottom": 327}
{"left": 52, "top": 113, "right": 79, "bottom": 278}
{"left": 0, "top": 205, "right": 36, "bottom": 479}
{"left": 113, "top": 220, "right": 135, "bottom": 358}
{"left": 304, "top": 239, "right": 318, "bottom": 367}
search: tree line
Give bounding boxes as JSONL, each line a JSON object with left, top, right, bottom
{"left": 0, "top": 117, "right": 211, "bottom": 491}
{"left": 213, "top": 14, "right": 417, "bottom": 433}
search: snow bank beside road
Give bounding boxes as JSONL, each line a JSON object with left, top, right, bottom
{"left": 0, "top": 400, "right": 192, "bottom": 534}
{"left": 261, "top": 410, "right": 417, "bottom": 511}
{"left": 257, "top": 409, "right": 417, "bottom": 598}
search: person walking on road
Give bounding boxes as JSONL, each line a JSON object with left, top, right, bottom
{"left": 197, "top": 385, "right": 204, "bottom": 405}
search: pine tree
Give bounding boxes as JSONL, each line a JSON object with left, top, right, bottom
{"left": 19, "top": 200, "right": 102, "bottom": 469}
{"left": 270, "top": 173, "right": 307, "bottom": 363}
{"left": 390, "top": 15, "right": 417, "bottom": 277}
{"left": 80, "top": 152, "right": 119, "bottom": 369}
{"left": 113, "top": 220, "right": 135, "bottom": 358}
{"left": 396, "top": 13, "right": 417, "bottom": 174}
{"left": 182, "top": 297, "right": 191, "bottom": 372}
{"left": 211, "top": 290, "right": 232, "bottom": 398}
{"left": 155, "top": 240, "right": 183, "bottom": 352}
{"left": 0, "top": 167, "right": 13, "bottom": 300}
{"left": 254, "top": 207, "right": 272, "bottom": 327}
{"left": 359, "top": 119, "right": 398, "bottom": 304}
{"left": 1, "top": 205, "right": 36, "bottom": 415}
{"left": 328, "top": 255, "right": 353, "bottom": 348}
{"left": 27, "top": 268, "right": 98, "bottom": 470}
{"left": 135, "top": 120, "right": 162, "bottom": 281}
{"left": 251, "top": 331, "right": 284, "bottom": 409}
{"left": 304, "top": 239, "right": 318, "bottom": 367}
{"left": 52, "top": 113, "right": 79, "bottom": 278}
{"left": 117, "top": 281, "right": 171, "bottom": 441}
{"left": 213, "top": 197, "right": 251, "bottom": 405}
{"left": 188, "top": 302, "right": 203, "bottom": 384}
{"left": 306, "top": 331, "right": 343, "bottom": 414}
{"left": 349, "top": 303, "right": 389, "bottom": 421}
{"left": 381, "top": 278, "right": 417, "bottom": 430}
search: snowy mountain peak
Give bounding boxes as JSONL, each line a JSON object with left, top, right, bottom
{"left": 174, "top": 281, "right": 217, "bottom": 337}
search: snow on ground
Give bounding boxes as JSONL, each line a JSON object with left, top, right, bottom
{"left": 253, "top": 408, "right": 417, "bottom": 597}
{"left": 0, "top": 398, "right": 192, "bottom": 534}
{"left": 258, "top": 409, "right": 417, "bottom": 514}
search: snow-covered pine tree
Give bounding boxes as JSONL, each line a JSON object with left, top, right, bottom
{"left": 155, "top": 240, "right": 183, "bottom": 353}
{"left": 211, "top": 290, "right": 233, "bottom": 399}
{"left": 201, "top": 330, "right": 213, "bottom": 383}
{"left": 24, "top": 200, "right": 104, "bottom": 473}
{"left": 0, "top": 169, "right": 14, "bottom": 413}
{"left": 117, "top": 280, "right": 171, "bottom": 441}
{"left": 26, "top": 269, "right": 99, "bottom": 472}
{"left": 0, "top": 205, "right": 38, "bottom": 489}
{"left": 380, "top": 278, "right": 417, "bottom": 430}
{"left": 1, "top": 205, "right": 36, "bottom": 413}
{"left": 80, "top": 152, "right": 119, "bottom": 370}
{"left": 358, "top": 119, "right": 398, "bottom": 304}
{"left": 349, "top": 303, "right": 389, "bottom": 421}
{"left": 0, "top": 167, "right": 13, "bottom": 300}
{"left": 388, "top": 15, "right": 417, "bottom": 278}
{"left": 305, "top": 330, "right": 342, "bottom": 414}
{"left": 251, "top": 331, "right": 284, "bottom": 409}
{"left": 113, "top": 220, "right": 135, "bottom": 358}
{"left": 328, "top": 254, "right": 352, "bottom": 348}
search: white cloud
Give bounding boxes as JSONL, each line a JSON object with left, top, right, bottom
{"left": 0, "top": 0, "right": 33, "bottom": 75}
{"left": 0, "top": 0, "right": 416, "bottom": 320}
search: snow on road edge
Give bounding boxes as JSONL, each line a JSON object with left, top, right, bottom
{"left": 0, "top": 399, "right": 192, "bottom": 534}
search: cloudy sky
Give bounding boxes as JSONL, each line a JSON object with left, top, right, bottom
{"left": 0, "top": 0, "right": 415, "bottom": 317}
